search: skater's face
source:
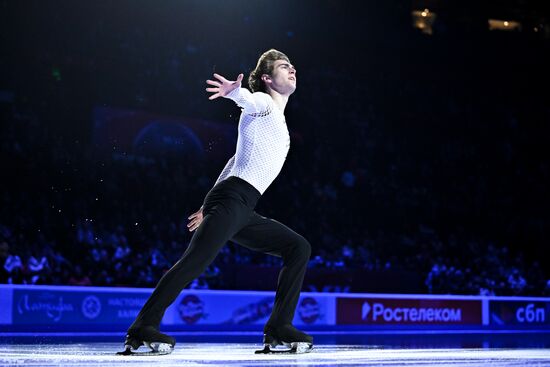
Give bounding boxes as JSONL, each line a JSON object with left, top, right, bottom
{"left": 263, "top": 59, "right": 296, "bottom": 95}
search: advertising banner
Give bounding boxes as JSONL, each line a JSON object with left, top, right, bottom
{"left": 12, "top": 288, "right": 150, "bottom": 325}
{"left": 164, "top": 292, "right": 336, "bottom": 326}
{"left": 337, "top": 297, "right": 482, "bottom": 325}
{"left": 489, "top": 300, "right": 550, "bottom": 326}
{"left": 3, "top": 285, "right": 549, "bottom": 332}
{"left": 8, "top": 287, "right": 336, "bottom": 328}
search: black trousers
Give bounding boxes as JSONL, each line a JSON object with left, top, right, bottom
{"left": 130, "top": 176, "right": 311, "bottom": 330}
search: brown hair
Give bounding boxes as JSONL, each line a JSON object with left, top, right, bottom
{"left": 248, "top": 49, "right": 290, "bottom": 93}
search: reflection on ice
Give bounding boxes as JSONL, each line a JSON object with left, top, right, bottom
{"left": 1, "top": 343, "right": 550, "bottom": 366}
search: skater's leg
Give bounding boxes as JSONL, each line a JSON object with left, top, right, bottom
{"left": 131, "top": 202, "right": 249, "bottom": 329}
{"left": 231, "top": 213, "right": 311, "bottom": 327}
{"left": 121, "top": 177, "right": 261, "bottom": 354}
{"left": 131, "top": 177, "right": 261, "bottom": 330}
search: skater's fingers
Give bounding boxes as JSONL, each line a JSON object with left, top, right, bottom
{"left": 236, "top": 73, "right": 244, "bottom": 83}
{"left": 206, "top": 79, "right": 221, "bottom": 87}
{"left": 213, "top": 73, "right": 229, "bottom": 83}
{"left": 189, "top": 215, "right": 203, "bottom": 231}
{"left": 206, "top": 87, "right": 218, "bottom": 93}
{"left": 189, "top": 210, "right": 201, "bottom": 218}
{"left": 208, "top": 93, "right": 221, "bottom": 100}
{"left": 188, "top": 216, "right": 202, "bottom": 227}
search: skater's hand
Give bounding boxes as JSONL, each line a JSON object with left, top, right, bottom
{"left": 206, "top": 73, "right": 243, "bottom": 100}
{"left": 187, "top": 207, "right": 204, "bottom": 232}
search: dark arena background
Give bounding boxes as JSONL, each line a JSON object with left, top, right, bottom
{"left": 1, "top": 0, "right": 550, "bottom": 365}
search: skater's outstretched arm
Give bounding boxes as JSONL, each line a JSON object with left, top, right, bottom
{"left": 206, "top": 73, "right": 270, "bottom": 114}
{"left": 206, "top": 73, "right": 243, "bottom": 100}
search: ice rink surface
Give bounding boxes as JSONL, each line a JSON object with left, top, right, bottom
{"left": 2, "top": 343, "right": 550, "bottom": 366}
{"left": 1, "top": 332, "right": 550, "bottom": 366}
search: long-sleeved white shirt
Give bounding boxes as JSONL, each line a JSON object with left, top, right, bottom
{"left": 214, "top": 87, "right": 290, "bottom": 194}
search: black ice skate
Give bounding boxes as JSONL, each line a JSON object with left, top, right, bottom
{"left": 255, "top": 324, "right": 313, "bottom": 354}
{"left": 116, "top": 326, "right": 175, "bottom": 356}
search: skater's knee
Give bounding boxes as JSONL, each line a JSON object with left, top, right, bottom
{"left": 294, "top": 236, "right": 311, "bottom": 261}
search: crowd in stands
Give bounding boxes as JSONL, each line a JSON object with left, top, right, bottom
{"left": 1, "top": 2, "right": 549, "bottom": 296}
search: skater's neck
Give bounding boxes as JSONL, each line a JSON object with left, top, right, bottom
{"left": 267, "top": 91, "right": 289, "bottom": 113}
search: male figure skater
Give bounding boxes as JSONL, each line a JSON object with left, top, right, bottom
{"left": 119, "top": 49, "right": 313, "bottom": 355}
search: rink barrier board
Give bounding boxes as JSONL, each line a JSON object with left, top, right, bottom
{"left": 1, "top": 284, "right": 549, "bottom": 332}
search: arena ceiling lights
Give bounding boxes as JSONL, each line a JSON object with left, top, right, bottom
{"left": 488, "top": 19, "right": 521, "bottom": 31}
{"left": 412, "top": 8, "right": 436, "bottom": 35}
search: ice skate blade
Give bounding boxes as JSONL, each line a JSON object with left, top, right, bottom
{"left": 116, "top": 342, "right": 174, "bottom": 356}
{"left": 255, "top": 342, "right": 313, "bottom": 354}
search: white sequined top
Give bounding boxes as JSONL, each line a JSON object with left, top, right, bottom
{"left": 214, "top": 87, "right": 290, "bottom": 194}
